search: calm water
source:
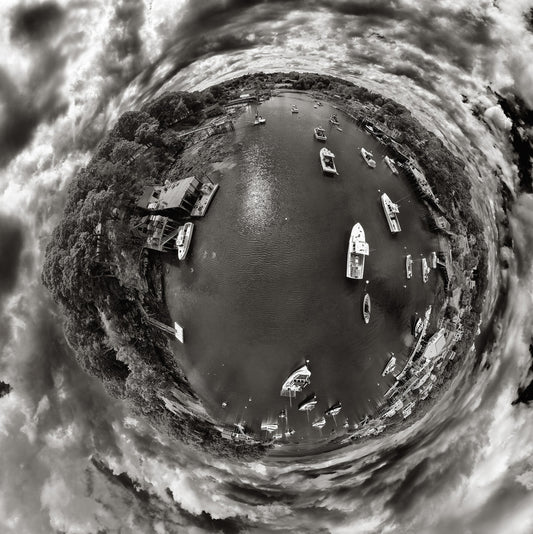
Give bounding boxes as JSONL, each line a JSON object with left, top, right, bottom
{"left": 166, "top": 94, "right": 438, "bottom": 441}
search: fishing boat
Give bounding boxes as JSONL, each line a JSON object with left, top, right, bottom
{"left": 312, "top": 416, "right": 326, "bottom": 428}
{"left": 382, "top": 354, "right": 396, "bottom": 377}
{"left": 346, "top": 223, "right": 369, "bottom": 279}
{"left": 329, "top": 114, "right": 340, "bottom": 125}
{"left": 381, "top": 193, "right": 402, "bottom": 233}
{"left": 422, "top": 257, "right": 430, "bottom": 283}
{"left": 253, "top": 113, "right": 266, "bottom": 125}
{"left": 176, "top": 222, "right": 194, "bottom": 260}
{"left": 298, "top": 393, "right": 317, "bottom": 412}
{"left": 280, "top": 363, "right": 311, "bottom": 397}
{"left": 384, "top": 155, "right": 399, "bottom": 175}
{"left": 362, "top": 293, "right": 371, "bottom": 324}
{"left": 314, "top": 126, "right": 327, "bottom": 141}
{"left": 405, "top": 254, "right": 412, "bottom": 279}
{"left": 319, "top": 147, "right": 338, "bottom": 175}
{"left": 325, "top": 401, "right": 342, "bottom": 417}
{"left": 360, "top": 147, "right": 376, "bottom": 168}
{"left": 291, "top": 104, "right": 299, "bottom": 113}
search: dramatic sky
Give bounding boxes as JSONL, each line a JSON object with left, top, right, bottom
{"left": 1, "top": 0, "right": 533, "bottom": 532}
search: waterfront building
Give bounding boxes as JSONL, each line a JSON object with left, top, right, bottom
{"left": 137, "top": 177, "right": 202, "bottom": 217}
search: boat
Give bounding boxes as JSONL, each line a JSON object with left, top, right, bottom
{"left": 176, "top": 222, "right": 194, "bottom": 260}
{"left": 413, "top": 317, "right": 423, "bottom": 337}
{"left": 364, "top": 123, "right": 374, "bottom": 134}
{"left": 285, "top": 428, "right": 295, "bottom": 436}
{"left": 314, "top": 126, "right": 327, "bottom": 141}
{"left": 280, "top": 363, "right": 311, "bottom": 397}
{"left": 362, "top": 293, "right": 371, "bottom": 324}
{"left": 253, "top": 113, "right": 266, "bottom": 125}
{"left": 329, "top": 114, "right": 340, "bottom": 125}
{"left": 405, "top": 254, "right": 412, "bottom": 279}
{"left": 336, "top": 126, "right": 343, "bottom": 132}
{"left": 325, "top": 401, "right": 342, "bottom": 417}
{"left": 273, "top": 433, "right": 284, "bottom": 440}
{"left": 429, "top": 251, "right": 437, "bottom": 269}
{"left": 381, "top": 193, "right": 401, "bottom": 233}
{"left": 298, "top": 393, "right": 317, "bottom": 412}
{"left": 346, "top": 223, "right": 369, "bottom": 279}
{"left": 278, "top": 409, "right": 287, "bottom": 419}
{"left": 319, "top": 147, "right": 338, "bottom": 175}
{"left": 384, "top": 155, "right": 399, "bottom": 175}
{"left": 422, "top": 258, "right": 430, "bottom": 283}
{"left": 291, "top": 105, "right": 299, "bottom": 113}
{"left": 360, "top": 147, "right": 376, "bottom": 168}
{"left": 312, "top": 416, "right": 326, "bottom": 428}
{"left": 382, "top": 354, "right": 396, "bottom": 377}
{"left": 402, "top": 402, "right": 415, "bottom": 419}
{"left": 261, "top": 422, "right": 278, "bottom": 432}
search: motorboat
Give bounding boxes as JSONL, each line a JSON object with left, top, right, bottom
{"left": 405, "top": 254, "right": 412, "bottom": 279}
{"left": 280, "top": 363, "right": 311, "bottom": 397}
{"left": 381, "top": 193, "right": 401, "bottom": 233}
{"left": 382, "top": 354, "right": 396, "bottom": 377}
{"left": 176, "top": 222, "right": 194, "bottom": 260}
{"left": 298, "top": 393, "right": 317, "bottom": 412}
{"left": 253, "top": 113, "right": 266, "bottom": 125}
{"left": 325, "top": 402, "right": 342, "bottom": 417}
{"left": 430, "top": 251, "right": 437, "bottom": 269}
{"left": 312, "top": 417, "right": 326, "bottom": 429}
{"left": 291, "top": 104, "right": 299, "bottom": 113}
{"left": 361, "top": 147, "right": 376, "bottom": 168}
{"left": 362, "top": 293, "right": 371, "bottom": 324}
{"left": 319, "top": 147, "right": 338, "bottom": 175}
{"left": 261, "top": 422, "right": 278, "bottom": 432}
{"left": 314, "top": 126, "right": 327, "bottom": 141}
{"left": 384, "top": 155, "right": 399, "bottom": 175}
{"left": 346, "top": 223, "right": 369, "bottom": 279}
{"left": 329, "top": 114, "right": 340, "bottom": 125}
{"left": 422, "top": 258, "right": 430, "bottom": 283}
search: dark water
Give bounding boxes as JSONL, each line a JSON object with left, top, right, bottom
{"left": 166, "top": 94, "right": 438, "bottom": 440}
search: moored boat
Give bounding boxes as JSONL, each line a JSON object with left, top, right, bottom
{"left": 422, "top": 257, "right": 430, "bottom": 283}
{"left": 413, "top": 317, "right": 423, "bottom": 337}
{"left": 362, "top": 293, "right": 371, "bottom": 324}
{"left": 280, "top": 363, "right": 311, "bottom": 397}
{"left": 384, "top": 155, "right": 399, "bottom": 175}
{"left": 430, "top": 251, "right": 437, "bottom": 269}
{"left": 319, "top": 147, "right": 338, "bottom": 175}
{"left": 325, "top": 401, "right": 342, "bottom": 417}
{"left": 291, "top": 104, "right": 299, "bottom": 113}
{"left": 329, "top": 114, "right": 340, "bottom": 125}
{"left": 261, "top": 422, "right": 278, "bottom": 432}
{"left": 382, "top": 354, "right": 396, "bottom": 377}
{"left": 253, "top": 113, "right": 266, "bottom": 125}
{"left": 381, "top": 193, "right": 401, "bottom": 233}
{"left": 405, "top": 254, "right": 412, "bottom": 279}
{"left": 314, "top": 126, "right": 327, "bottom": 141}
{"left": 346, "top": 223, "right": 369, "bottom": 279}
{"left": 312, "top": 416, "right": 326, "bottom": 428}
{"left": 176, "top": 222, "right": 194, "bottom": 260}
{"left": 361, "top": 147, "right": 376, "bottom": 168}
{"left": 298, "top": 393, "right": 317, "bottom": 412}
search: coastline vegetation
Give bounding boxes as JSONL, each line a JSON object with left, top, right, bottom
{"left": 42, "top": 71, "right": 487, "bottom": 452}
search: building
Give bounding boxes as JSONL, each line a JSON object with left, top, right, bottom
{"left": 421, "top": 329, "right": 447, "bottom": 361}
{"left": 137, "top": 177, "right": 202, "bottom": 217}
{"left": 136, "top": 215, "right": 181, "bottom": 252}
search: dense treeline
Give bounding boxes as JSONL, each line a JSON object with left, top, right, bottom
{"left": 43, "top": 90, "right": 264, "bottom": 457}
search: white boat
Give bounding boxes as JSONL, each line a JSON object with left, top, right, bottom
{"left": 336, "top": 126, "right": 343, "bottom": 132}
{"left": 253, "top": 113, "right": 266, "bottom": 125}
{"left": 314, "top": 126, "right": 327, "bottom": 141}
{"left": 291, "top": 105, "right": 299, "bottom": 113}
{"left": 325, "top": 402, "right": 342, "bottom": 417}
{"left": 298, "top": 393, "right": 317, "bottom": 412}
{"left": 176, "top": 222, "right": 194, "bottom": 260}
{"left": 413, "top": 317, "right": 423, "bottom": 337}
{"left": 280, "top": 363, "right": 311, "bottom": 397}
{"left": 312, "top": 417, "right": 326, "bottom": 428}
{"left": 422, "top": 258, "right": 430, "bottom": 283}
{"left": 361, "top": 147, "right": 376, "bottom": 168}
{"left": 329, "top": 114, "right": 340, "bottom": 125}
{"left": 405, "top": 254, "right": 412, "bottom": 279}
{"left": 381, "top": 193, "right": 401, "bottom": 233}
{"left": 429, "top": 251, "right": 437, "bottom": 269}
{"left": 319, "top": 147, "right": 338, "bottom": 175}
{"left": 382, "top": 354, "right": 396, "bottom": 377}
{"left": 346, "top": 223, "right": 369, "bottom": 280}
{"left": 362, "top": 293, "right": 371, "bottom": 324}
{"left": 384, "top": 155, "right": 399, "bottom": 175}
{"left": 261, "top": 422, "right": 278, "bottom": 432}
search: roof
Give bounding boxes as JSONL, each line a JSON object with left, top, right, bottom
{"left": 137, "top": 178, "right": 199, "bottom": 211}
{"left": 422, "top": 329, "right": 447, "bottom": 360}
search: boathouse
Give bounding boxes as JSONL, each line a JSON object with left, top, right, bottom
{"left": 137, "top": 177, "right": 202, "bottom": 217}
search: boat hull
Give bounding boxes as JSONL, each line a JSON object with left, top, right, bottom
{"left": 346, "top": 223, "right": 368, "bottom": 279}
{"left": 177, "top": 222, "right": 194, "bottom": 260}
{"left": 362, "top": 293, "right": 371, "bottom": 324}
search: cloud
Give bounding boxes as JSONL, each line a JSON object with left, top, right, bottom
{"left": 10, "top": 1, "right": 65, "bottom": 43}
{"left": 0, "top": 214, "right": 24, "bottom": 298}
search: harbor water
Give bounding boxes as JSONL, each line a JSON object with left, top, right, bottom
{"left": 165, "top": 94, "right": 439, "bottom": 442}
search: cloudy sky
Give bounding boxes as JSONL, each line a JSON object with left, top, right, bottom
{"left": 1, "top": 0, "right": 533, "bottom": 532}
